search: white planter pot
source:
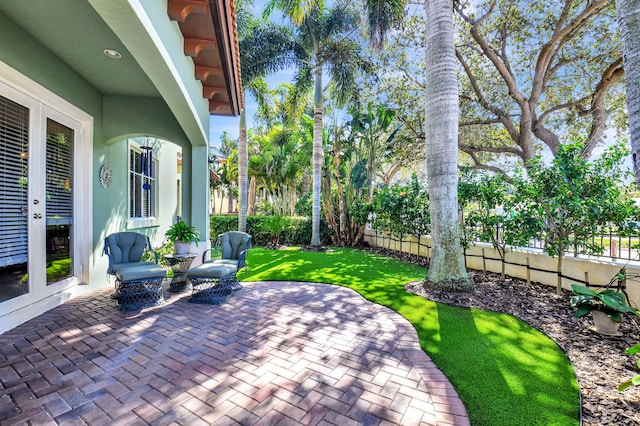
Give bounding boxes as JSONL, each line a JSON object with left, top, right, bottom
{"left": 174, "top": 241, "right": 190, "bottom": 255}
{"left": 591, "top": 310, "right": 622, "bottom": 335}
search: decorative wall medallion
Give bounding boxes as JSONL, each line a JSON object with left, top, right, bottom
{"left": 99, "top": 165, "right": 112, "bottom": 188}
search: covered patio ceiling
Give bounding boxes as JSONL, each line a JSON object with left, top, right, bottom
{"left": 0, "top": 0, "right": 242, "bottom": 117}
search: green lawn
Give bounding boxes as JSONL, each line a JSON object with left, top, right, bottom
{"left": 241, "top": 247, "right": 580, "bottom": 426}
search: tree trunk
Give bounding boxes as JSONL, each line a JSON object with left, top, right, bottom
{"left": 302, "top": 169, "right": 311, "bottom": 193}
{"left": 424, "top": 0, "right": 472, "bottom": 290}
{"left": 248, "top": 176, "right": 256, "bottom": 216}
{"left": 311, "top": 67, "right": 323, "bottom": 246}
{"left": 556, "top": 252, "right": 564, "bottom": 294}
{"left": 238, "top": 108, "right": 248, "bottom": 232}
{"left": 322, "top": 171, "right": 338, "bottom": 245}
{"left": 616, "top": 0, "right": 640, "bottom": 186}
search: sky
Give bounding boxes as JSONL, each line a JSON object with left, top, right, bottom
{"left": 208, "top": 69, "right": 295, "bottom": 148}
{"left": 208, "top": 0, "right": 290, "bottom": 149}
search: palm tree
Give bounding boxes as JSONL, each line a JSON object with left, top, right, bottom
{"left": 616, "top": 0, "right": 640, "bottom": 187}
{"left": 237, "top": 78, "right": 271, "bottom": 231}
{"left": 256, "top": 0, "right": 370, "bottom": 246}
{"left": 251, "top": 126, "right": 306, "bottom": 214}
{"left": 360, "top": 0, "right": 470, "bottom": 289}
{"left": 238, "top": 109, "right": 249, "bottom": 231}
{"left": 423, "top": 0, "right": 472, "bottom": 289}
{"left": 237, "top": 0, "right": 281, "bottom": 232}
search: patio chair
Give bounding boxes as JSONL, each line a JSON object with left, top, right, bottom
{"left": 185, "top": 232, "right": 251, "bottom": 302}
{"left": 103, "top": 232, "right": 166, "bottom": 311}
{"left": 202, "top": 231, "right": 252, "bottom": 273}
{"left": 103, "top": 232, "right": 159, "bottom": 276}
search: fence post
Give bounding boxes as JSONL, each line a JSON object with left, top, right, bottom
{"left": 584, "top": 271, "right": 589, "bottom": 287}
{"left": 482, "top": 248, "right": 487, "bottom": 277}
{"left": 526, "top": 257, "right": 530, "bottom": 286}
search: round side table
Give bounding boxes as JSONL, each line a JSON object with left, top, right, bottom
{"left": 164, "top": 254, "right": 197, "bottom": 292}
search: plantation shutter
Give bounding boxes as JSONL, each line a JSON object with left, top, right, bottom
{"left": 0, "top": 95, "right": 29, "bottom": 268}
{"left": 130, "top": 149, "right": 142, "bottom": 218}
{"left": 46, "top": 119, "right": 73, "bottom": 226}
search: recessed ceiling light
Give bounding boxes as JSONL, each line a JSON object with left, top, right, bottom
{"left": 103, "top": 49, "right": 122, "bottom": 59}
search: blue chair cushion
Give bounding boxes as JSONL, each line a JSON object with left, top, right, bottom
{"left": 220, "top": 232, "right": 251, "bottom": 260}
{"left": 208, "top": 259, "right": 239, "bottom": 268}
{"left": 187, "top": 263, "right": 237, "bottom": 279}
{"left": 116, "top": 264, "right": 166, "bottom": 282}
{"left": 106, "top": 232, "right": 148, "bottom": 264}
{"left": 113, "top": 261, "right": 158, "bottom": 272}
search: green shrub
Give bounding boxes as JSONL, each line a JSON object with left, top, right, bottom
{"left": 294, "top": 192, "right": 312, "bottom": 217}
{"left": 210, "top": 215, "right": 330, "bottom": 246}
{"left": 142, "top": 241, "right": 173, "bottom": 267}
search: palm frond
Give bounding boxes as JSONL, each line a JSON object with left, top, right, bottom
{"left": 364, "top": 0, "right": 406, "bottom": 50}
{"left": 263, "top": 0, "right": 323, "bottom": 25}
{"left": 240, "top": 23, "right": 299, "bottom": 83}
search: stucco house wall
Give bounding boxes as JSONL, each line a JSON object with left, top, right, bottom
{"left": 0, "top": 0, "right": 240, "bottom": 333}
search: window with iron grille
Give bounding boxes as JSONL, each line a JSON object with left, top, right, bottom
{"left": 129, "top": 144, "right": 157, "bottom": 219}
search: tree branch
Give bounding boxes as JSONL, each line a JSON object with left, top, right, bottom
{"left": 460, "top": 118, "right": 504, "bottom": 126}
{"left": 531, "top": 0, "right": 609, "bottom": 103}
{"left": 580, "top": 57, "right": 625, "bottom": 158}
{"left": 456, "top": 49, "right": 520, "bottom": 142}
{"left": 459, "top": 141, "right": 523, "bottom": 157}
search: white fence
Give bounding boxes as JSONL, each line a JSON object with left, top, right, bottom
{"left": 364, "top": 229, "right": 640, "bottom": 309}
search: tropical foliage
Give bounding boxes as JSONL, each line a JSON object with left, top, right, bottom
{"left": 459, "top": 172, "right": 533, "bottom": 278}
{"left": 367, "top": 140, "right": 638, "bottom": 287}
{"left": 570, "top": 283, "right": 638, "bottom": 323}
{"left": 371, "top": 175, "right": 430, "bottom": 246}
{"left": 619, "top": 343, "right": 640, "bottom": 391}
{"left": 228, "top": 0, "right": 636, "bottom": 290}
{"left": 514, "top": 141, "right": 638, "bottom": 292}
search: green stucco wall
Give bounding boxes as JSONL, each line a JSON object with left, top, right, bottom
{"left": 137, "top": 0, "right": 211, "bottom": 137}
{"left": 0, "top": 11, "right": 102, "bottom": 119}
{"left": 0, "top": 9, "right": 195, "bottom": 287}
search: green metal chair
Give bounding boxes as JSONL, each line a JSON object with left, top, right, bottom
{"left": 188, "top": 231, "right": 252, "bottom": 300}
{"left": 104, "top": 232, "right": 159, "bottom": 277}
{"left": 202, "top": 231, "right": 252, "bottom": 273}
{"left": 103, "top": 232, "right": 166, "bottom": 311}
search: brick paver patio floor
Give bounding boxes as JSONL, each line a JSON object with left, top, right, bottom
{"left": 0, "top": 281, "right": 469, "bottom": 425}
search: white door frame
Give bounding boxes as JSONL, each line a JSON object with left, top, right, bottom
{"left": 0, "top": 61, "right": 93, "bottom": 331}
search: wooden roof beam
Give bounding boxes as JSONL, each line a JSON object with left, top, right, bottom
{"left": 203, "top": 86, "right": 226, "bottom": 98}
{"left": 184, "top": 39, "right": 217, "bottom": 58}
{"left": 168, "top": 0, "right": 208, "bottom": 22}
{"left": 195, "top": 65, "right": 222, "bottom": 82}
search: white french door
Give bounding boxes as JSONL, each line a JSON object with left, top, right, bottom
{"left": 0, "top": 84, "right": 80, "bottom": 309}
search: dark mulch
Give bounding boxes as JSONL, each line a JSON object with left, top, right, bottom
{"left": 299, "top": 245, "right": 332, "bottom": 252}
{"left": 366, "top": 247, "right": 640, "bottom": 426}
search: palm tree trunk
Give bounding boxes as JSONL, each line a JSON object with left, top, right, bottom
{"left": 311, "top": 67, "right": 323, "bottom": 246}
{"left": 248, "top": 176, "right": 256, "bottom": 216}
{"left": 424, "top": 0, "right": 472, "bottom": 289}
{"left": 238, "top": 108, "right": 248, "bottom": 232}
{"left": 616, "top": 0, "right": 640, "bottom": 186}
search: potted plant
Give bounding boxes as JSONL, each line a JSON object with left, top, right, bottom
{"left": 165, "top": 221, "right": 200, "bottom": 255}
{"left": 570, "top": 284, "right": 638, "bottom": 335}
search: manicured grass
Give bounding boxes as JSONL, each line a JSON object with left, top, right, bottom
{"left": 241, "top": 247, "right": 580, "bottom": 425}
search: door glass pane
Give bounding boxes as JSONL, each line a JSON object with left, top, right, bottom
{"left": 0, "top": 95, "right": 29, "bottom": 302}
{"left": 46, "top": 119, "right": 73, "bottom": 284}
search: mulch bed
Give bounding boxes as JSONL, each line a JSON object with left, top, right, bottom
{"left": 367, "top": 247, "right": 640, "bottom": 426}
